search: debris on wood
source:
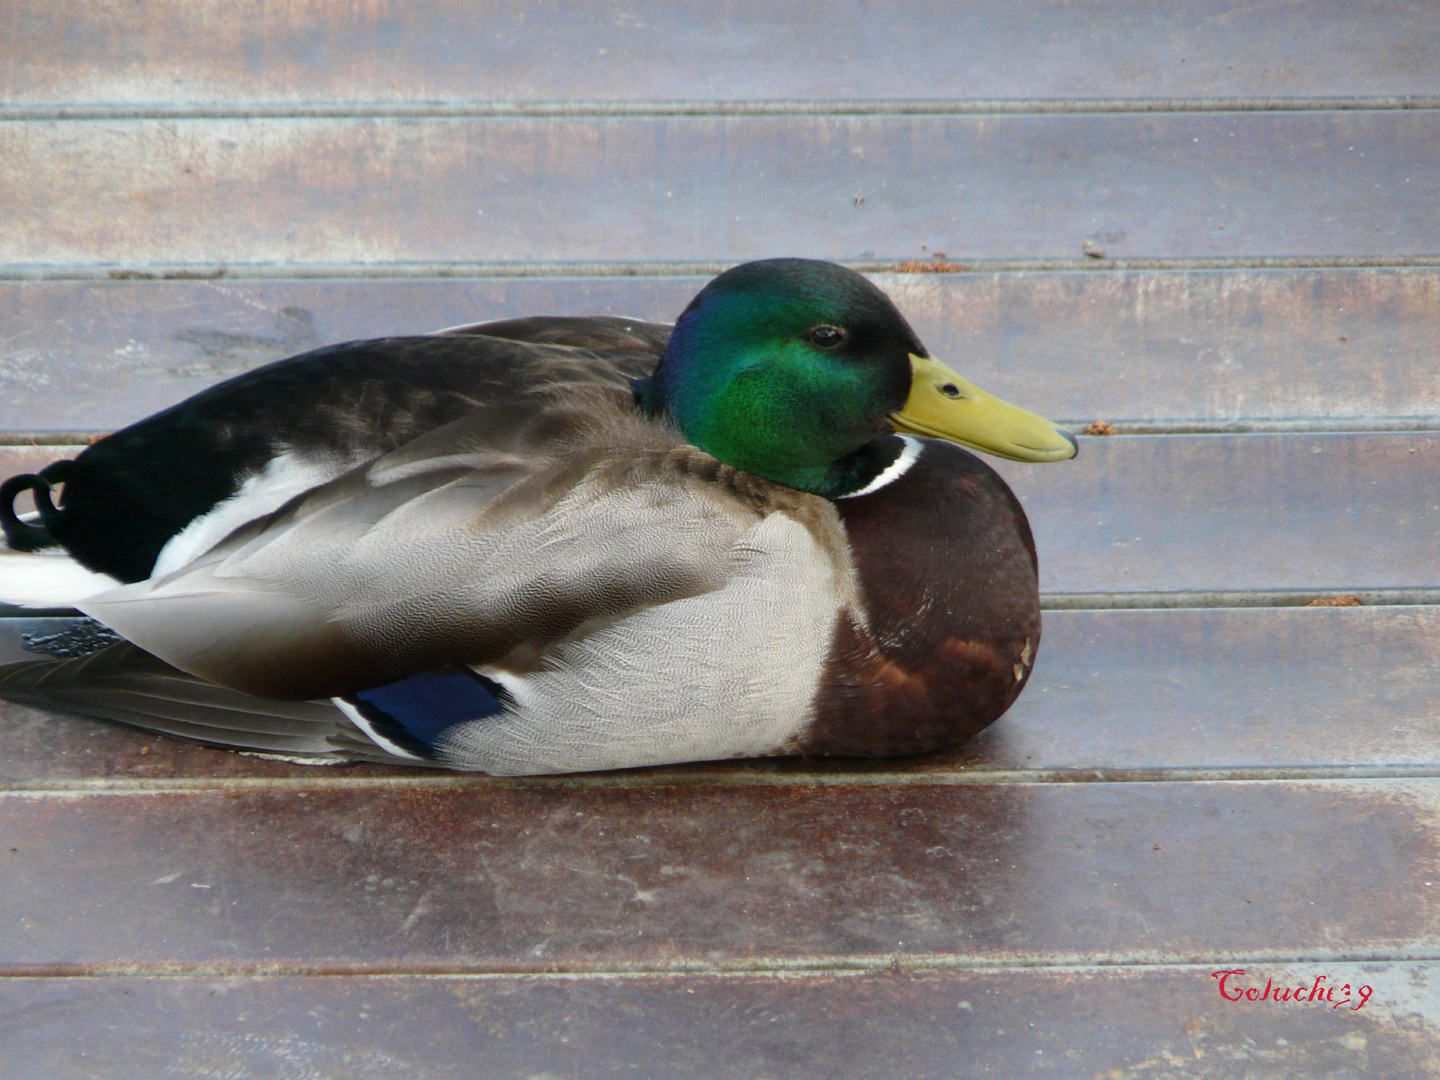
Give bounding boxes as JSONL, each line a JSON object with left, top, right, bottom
{"left": 895, "top": 260, "right": 966, "bottom": 273}
{"left": 1305, "top": 595, "right": 1362, "bottom": 607}
{"left": 1084, "top": 420, "right": 1116, "bottom": 436}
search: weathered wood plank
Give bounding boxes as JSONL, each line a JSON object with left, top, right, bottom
{"left": 1002, "top": 431, "right": 1439, "bottom": 594}
{"left": 4, "top": 112, "right": 1438, "bottom": 265}
{"left": 2, "top": 964, "right": 1435, "bottom": 1080}
{"left": 3, "top": 269, "right": 1436, "bottom": 432}
{"left": 6, "top": 0, "right": 1438, "bottom": 105}
{"left": 982, "top": 606, "right": 1440, "bottom": 772}
{"left": 0, "top": 780, "right": 1435, "bottom": 967}
{"left": 2, "top": 605, "right": 1436, "bottom": 781}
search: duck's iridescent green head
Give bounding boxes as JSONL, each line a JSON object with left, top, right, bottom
{"left": 639, "top": 259, "right": 1076, "bottom": 498}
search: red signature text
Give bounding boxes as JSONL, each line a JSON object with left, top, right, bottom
{"left": 1211, "top": 970, "right": 1370, "bottom": 1010}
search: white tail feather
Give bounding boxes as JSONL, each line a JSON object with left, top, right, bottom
{"left": 0, "top": 549, "right": 120, "bottom": 608}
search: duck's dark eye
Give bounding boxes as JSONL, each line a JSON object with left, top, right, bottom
{"left": 806, "top": 325, "right": 846, "bottom": 350}
{"left": 940, "top": 383, "right": 962, "bottom": 398}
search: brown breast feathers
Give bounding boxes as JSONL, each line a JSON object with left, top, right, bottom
{"left": 800, "top": 439, "right": 1042, "bottom": 757}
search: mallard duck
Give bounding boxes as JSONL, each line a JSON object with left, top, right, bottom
{"left": 0, "top": 259, "right": 1075, "bottom": 773}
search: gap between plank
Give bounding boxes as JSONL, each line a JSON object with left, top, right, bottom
{"left": 3, "top": 590, "right": 1437, "bottom": 625}
{"left": 1059, "top": 418, "right": 1440, "bottom": 435}
{"left": 2, "top": 947, "right": 1437, "bottom": 980}
{"left": 4, "top": 255, "right": 1440, "bottom": 282}
{"left": 4, "top": 421, "right": 1437, "bottom": 447}
{"left": 2, "top": 765, "right": 1439, "bottom": 797}
{"left": 3, "top": 97, "right": 1438, "bottom": 122}
{"left": 1041, "top": 588, "right": 1440, "bottom": 610}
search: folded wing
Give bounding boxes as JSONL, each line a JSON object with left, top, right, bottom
{"left": 79, "top": 395, "right": 773, "bottom": 699}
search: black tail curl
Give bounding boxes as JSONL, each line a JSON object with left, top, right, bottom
{"left": 0, "top": 460, "right": 74, "bottom": 551}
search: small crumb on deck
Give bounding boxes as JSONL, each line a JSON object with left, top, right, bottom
{"left": 895, "top": 260, "right": 966, "bottom": 273}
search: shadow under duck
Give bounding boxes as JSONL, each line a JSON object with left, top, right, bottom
{"left": 0, "top": 259, "right": 1076, "bottom": 774}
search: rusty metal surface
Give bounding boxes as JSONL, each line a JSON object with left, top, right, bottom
{"left": 994, "top": 432, "right": 1440, "bottom": 594}
{"left": 5, "top": 112, "right": 1439, "bottom": 266}
{"left": 1, "top": 605, "right": 1436, "bottom": 782}
{"left": 6, "top": 0, "right": 1439, "bottom": 105}
{"left": 1, "top": 965, "right": 1436, "bottom": 1079}
{"left": 0, "top": 780, "right": 1436, "bottom": 968}
{"left": 2, "top": 268, "right": 1437, "bottom": 431}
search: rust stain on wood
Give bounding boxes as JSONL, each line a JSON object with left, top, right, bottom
{"left": 894, "top": 260, "right": 967, "bottom": 273}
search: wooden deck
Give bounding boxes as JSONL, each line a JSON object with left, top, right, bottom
{"left": 2, "top": 3, "right": 1438, "bottom": 1075}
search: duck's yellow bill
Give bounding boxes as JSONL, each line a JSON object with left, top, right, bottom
{"left": 888, "top": 354, "right": 1078, "bottom": 463}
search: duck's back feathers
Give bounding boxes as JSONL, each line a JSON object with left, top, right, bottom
{"left": 7, "top": 317, "right": 671, "bottom": 585}
{"left": 438, "top": 314, "right": 672, "bottom": 356}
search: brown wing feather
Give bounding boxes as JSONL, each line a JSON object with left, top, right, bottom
{"left": 0, "top": 642, "right": 360, "bottom": 758}
{"left": 437, "top": 314, "right": 672, "bottom": 363}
